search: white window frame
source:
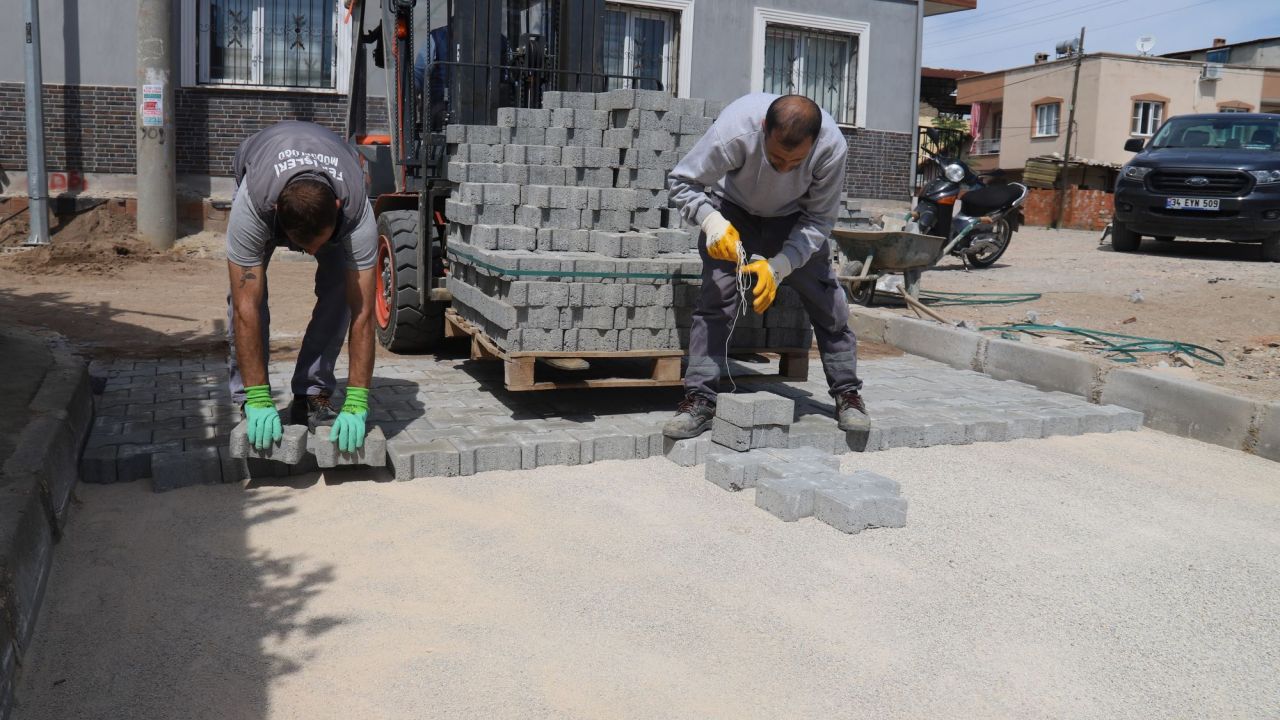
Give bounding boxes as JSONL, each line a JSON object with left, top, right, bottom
{"left": 750, "top": 8, "right": 869, "bottom": 128}
{"left": 605, "top": 0, "right": 694, "bottom": 98}
{"left": 1130, "top": 100, "right": 1163, "bottom": 137}
{"left": 1219, "top": 106, "right": 1248, "bottom": 113}
{"left": 180, "top": 0, "right": 352, "bottom": 94}
{"left": 1034, "top": 103, "right": 1060, "bottom": 138}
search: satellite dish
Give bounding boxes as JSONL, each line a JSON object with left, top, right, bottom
{"left": 1136, "top": 35, "right": 1156, "bottom": 55}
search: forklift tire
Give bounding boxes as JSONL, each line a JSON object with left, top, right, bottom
{"left": 375, "top": 210, "right": 445, "bottom": 353}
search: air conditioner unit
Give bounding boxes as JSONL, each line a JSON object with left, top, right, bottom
{"left": 1202, "top": 63, "right": 1223, "bottom": 81}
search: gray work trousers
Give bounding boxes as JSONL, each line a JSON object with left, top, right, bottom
{"left": 685, "top": 196, "right": 861, "bottom": 401}
{"left": 226, "top": 241, "right": 351, "bottom": 405}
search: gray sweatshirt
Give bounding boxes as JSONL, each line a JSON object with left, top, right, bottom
{"left": 226, "top": 121, "right": 377, "bottom": 271}
{"left": 668, "top": 93, "right": 848, "bottom": 277}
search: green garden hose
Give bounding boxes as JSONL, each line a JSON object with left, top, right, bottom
{"left": 917, "top": 290, "right": 1042, "bottom": 306}
{"left": 980, "top": 323, "right": 1226, "bottom": 366}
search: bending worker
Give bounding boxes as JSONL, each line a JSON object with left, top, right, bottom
{"left": 225, "top": 120, "right": 377, "bottom": 453}
{"left": 663, "top": 94, "right": 869, "bottom": 439}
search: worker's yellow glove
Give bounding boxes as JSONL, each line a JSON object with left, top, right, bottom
{"left": 701, "top": 211, "right": 742, "bottom": 263}
{"left": 744, "top": 259, "right": 778, "bottom": 314}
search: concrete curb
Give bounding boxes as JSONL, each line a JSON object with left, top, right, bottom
{"left": 850, "top": 306, "right": 1278, "bottom": 463}
{"left": 0, "top": 330, "right": 93, "bottom": 718}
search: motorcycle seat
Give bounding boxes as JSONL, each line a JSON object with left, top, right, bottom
{"left": 961, "top": 184, "right": 1023, "bottom": 215}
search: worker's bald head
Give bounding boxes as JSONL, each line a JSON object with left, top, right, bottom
{"left": 762, "top": 95, "right": 822, "bottom": 173}
{"left": 764, "top": 95, "right": 822, "bottom": 150}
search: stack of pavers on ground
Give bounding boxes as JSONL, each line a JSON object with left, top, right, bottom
{"left": 704, "top": 392, "right": 907, "bottom": 534}
{"left": 441, "top": 88, "right": 814, "bottom": 354}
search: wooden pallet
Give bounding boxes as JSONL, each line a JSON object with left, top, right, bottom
{"left": 445, "top": 308, "right": 809, "bottom": 392}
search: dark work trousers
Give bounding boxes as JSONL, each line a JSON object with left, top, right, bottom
{"left": 685, "top": 196, "right": 861, "bottom": 401}
{"left": 226, "top": 241, "right": 351, "bottom": 405}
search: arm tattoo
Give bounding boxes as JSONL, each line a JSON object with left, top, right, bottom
{"left": 239, "top": 269, "right": 257, "bottom": 288}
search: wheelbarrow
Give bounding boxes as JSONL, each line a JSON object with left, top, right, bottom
{"left": 830, "top": 228, "right": 948, "bottom": 306}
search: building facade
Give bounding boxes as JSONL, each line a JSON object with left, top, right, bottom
{"left": 958, "top": 52, "right": 1278, "bottom": 175}
{"left": 0, "top": 0, "right": 974, "bottom": 205}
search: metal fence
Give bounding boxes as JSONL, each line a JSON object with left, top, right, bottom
{"left": 201, "top": 0, "right": 337, "bottom": 89}
{"left": 762, "top": 25, "right": 857, "bottom": 125}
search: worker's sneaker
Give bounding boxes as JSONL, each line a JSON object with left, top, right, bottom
{"left": 663, "top": 393, "right": 717, "bottom": 439}
{"left": 835, "top": 390, "right": 871, "bottom": 432}
{"left": 290, "top": 393, "right": 339, "bottom": 428}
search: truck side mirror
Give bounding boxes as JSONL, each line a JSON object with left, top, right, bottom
{"left": 1124, "top": 138, "right": 1146, "bottom": 152}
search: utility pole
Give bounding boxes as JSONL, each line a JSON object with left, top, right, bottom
{"left": 1054, "top": 27, "right": 1085, "bottom": 230}
{"left": 136, "top": 0, "right": 177, "bottom": 250}
{"left": 22, "top": 0, "right": 50, "bottom": 246}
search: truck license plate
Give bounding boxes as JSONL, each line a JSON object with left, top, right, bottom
{"left": 1165, "top": 197, "right": 1220, "bottom": 211}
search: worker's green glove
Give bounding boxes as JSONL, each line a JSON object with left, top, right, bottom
{"left": 243, "top": 385, "right": 282, "bottom": 451}
{"left": 329, "top": 386, "right": 369, "bottom": 453}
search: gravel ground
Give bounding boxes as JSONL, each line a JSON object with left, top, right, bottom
{"left": 13, "top": 430, "right": 1280, "bottom": 720}
{"left": 896, "top": 226, "right": 1280, "bottom": 400}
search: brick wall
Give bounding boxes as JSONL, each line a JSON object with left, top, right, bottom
{"left": 1022, "top": 187, "right": 1114, "bottom": 231}
{"left": 0, "top": 82, "right": 386, "bottom": 179}
{"left": 841, "top": 127, "right": 912, "bottom": 201}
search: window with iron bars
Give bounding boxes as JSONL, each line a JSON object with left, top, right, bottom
{"left": 603, "top": 4, "right": 679, "bottom": 94}
{"left": 196, "top": 0, "right": 342, "bottom": 90}
{"left": 762, "top": 25, "right": 857, "bottom": 125}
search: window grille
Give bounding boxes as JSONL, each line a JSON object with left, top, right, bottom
{"left": 762, "top": 25, "right": 857, "bottom": 124}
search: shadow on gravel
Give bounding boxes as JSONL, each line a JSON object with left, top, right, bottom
{"left": 1097, "top": 239, "right": 1267, "bottom": 262}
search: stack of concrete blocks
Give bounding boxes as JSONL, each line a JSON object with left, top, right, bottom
{"left": 711, "top": 391, "right": 795, "bottom": 451}
{"left": 705, "top": 446, "right": 908, "bottom": 534}
{"left": 442, "top": 88, "right": 815, "bottom": 354}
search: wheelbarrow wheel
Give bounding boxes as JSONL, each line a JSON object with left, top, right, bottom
{"left": 846, "top": 279, "right": 875, "bottom": 306}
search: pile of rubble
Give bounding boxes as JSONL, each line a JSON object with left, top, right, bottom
{"left": 442, "top": 88, "right": 815, "bottom": 354}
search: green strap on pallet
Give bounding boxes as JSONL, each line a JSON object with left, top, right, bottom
{"left": 448, "top": 245, "right": 701, "bottom": 281}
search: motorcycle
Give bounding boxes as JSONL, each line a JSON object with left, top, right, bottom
{"left": 911, "top": 137, "right": 1028, "bottom": 269}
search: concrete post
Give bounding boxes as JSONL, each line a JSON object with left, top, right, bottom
{"left": 22, "top": 0, "right": 50, "bottom": 246}
{"left": 136, "top": 0, "right": 177, "bottom": 250}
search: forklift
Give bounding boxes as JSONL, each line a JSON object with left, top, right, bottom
{"left": 344, "top": 0, "right": 619, "bottom": 352}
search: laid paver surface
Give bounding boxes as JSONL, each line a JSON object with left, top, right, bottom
{"left": 85, "top": 350, "right": 1141, "bottom": 485}
{"left": 13, "top": 431, "right": 1280, "bottom": 719}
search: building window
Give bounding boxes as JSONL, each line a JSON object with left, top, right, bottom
{"left": 1131, "top": 100, "right": 1164, "bottom": 136}
{"left": 1034, "top": 103, "right": 1060, "bottom": 137}
{"left": 762, "top": 25, "right": 858, "bottom": 125}
{"left": 992, "top": 111, "right": 1003, "bottom": 140}
{"left": 1206, "top": 48, "right": 1231, "bottom": 64}
{"left": 194, "top": 0, "right": 345, "bottom": 90}
{"left": 603, "top": 4, "right": 678, "bottom": 93}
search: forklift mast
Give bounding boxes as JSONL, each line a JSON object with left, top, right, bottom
{"left": 346, "top": 0, "right": 609, "bottom": 198}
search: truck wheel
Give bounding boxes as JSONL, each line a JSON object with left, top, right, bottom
{"left": 1263, "top": 234, "right": 1280, "bottom": 263}
{"left": 1110, "top": 221, "right": 1141, "bottom": 252}
{"left": 375, "top": 210, "right": 445, "bottom": 352}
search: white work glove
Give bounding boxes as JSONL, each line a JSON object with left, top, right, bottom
{"left": 701, "top": 211, "right": 741, "bottom": 263}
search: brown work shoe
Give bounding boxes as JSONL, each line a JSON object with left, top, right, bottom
{"left": 290, "top": 393, "right": 339, "bottom": 428}
{"left": 662, "top": 393, "right": 717, "bottom": 439}
{"left": 835, "top": 390, "right": 871, "bottom": 432}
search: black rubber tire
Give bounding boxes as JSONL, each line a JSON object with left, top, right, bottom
{"left": 1110, "top": 221, "right": 1142, "bottom": 252}
{"left": 375, "top": 210, "right": 446, "bottom": 353}
{"left": 1154, "top": 235, "right": 1175, "bottom": 242}
{"left": 967, "top": 220, "right": 1012, "bottom": 269}
{"left": 1263, "top": 234, "right": 1280, "bottom": 263}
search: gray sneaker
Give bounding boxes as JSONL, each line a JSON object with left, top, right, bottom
{"left": 663, "top": 393, "right": 717, "bottom": 439}
{"left": 836, "top": 391, "right": 871, "bottom": 432}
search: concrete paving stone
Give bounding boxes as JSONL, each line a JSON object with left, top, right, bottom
{"left": 962, "top": 418, "right": 1010, "bottom": 444}
{"left": 755, "top": 474, "right": 842, "bottom": 522}
{"left": 558, "top": 91, "right": 598, "bottom": 110}
{"left": 229, "top": 422, "right": 308, "bottom": 464}
{"left": 1093, "top": 404, "right": 1144, "bottom": 432}
{"left": 711, "top": 418, "right": 752, "bottom": 452}
{"left": 575, "top": 167, "right": 614, "bottom": 187}
{"left": 217, "top": 445, "right": 248, "bottom": 483}
{"left": 705, "top": 451, "right": 766, "bottom": 492}
{"left": 80, "top": 446, "right": 118, "bottom": 484}
{"left": 663, "top": 436, "right": 709, "bottom": 467}
{"left": 549, "top": 107, "right": 575, "bottom": 126}
{"left": 311, "top": 427, "right": 387, "bottom": 469}
{"left": 604, "top": 128, "right": 635, "bottom": 148}
{"left": 151, "top": 448, "right": 221, "bottom": 492}
{"left": 569, "top": 129, "right": 605, "bottom": 148}
{"left": 517, "top": 432, "right": 582, "bottom": 469}
{"left": 760, "top": 446, "right": 841, "bottom": 471}
{"left": 501, "top": 164, "right": 529, "bottom": 185}
{"left": 545, "top": 127, "right": 570, "bottom": 146}
{"left": 569, "top": 428, "right": 637, "bottom": 464}
{"left": 814, "top": 485, "right": 908, "bottom": 535}
{"left": 453, "top": 436, "right": 521, "bottom": 476}
{"left": 750, "top": 425, "right": 790, "bottom": 449}
{"left": 1039, "top": 410, "right": 1083, "bottom": 438}
{"left": 716, "top": 392, "right": 795, "bottom": 428}
{"left": 514, "top": 127, "right": 547, "bottom": 145}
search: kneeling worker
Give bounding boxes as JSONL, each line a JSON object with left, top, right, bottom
{"left": 225, "top": 121, "right": 378, "bottom": 453}
{"left": 664, "top": 94, "right": 869, "bottom": 438}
